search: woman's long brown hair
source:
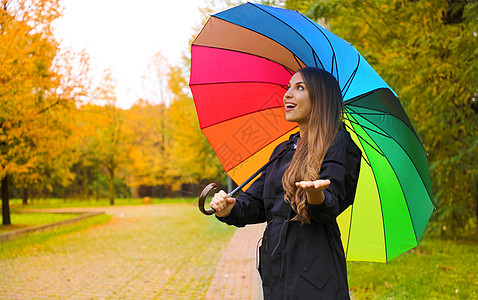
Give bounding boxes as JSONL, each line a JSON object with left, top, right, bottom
{"left": 282, "top": 67, "right": 344, "bottom": 224}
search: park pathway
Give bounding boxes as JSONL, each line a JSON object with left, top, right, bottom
{"left": 0, "top": 205, "right": 264, "bottom": 300}
{"left": 204, "top": 223, "right": 264, "bottom": 300}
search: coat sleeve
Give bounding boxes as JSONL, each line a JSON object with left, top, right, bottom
{"left": 216, "top": 140, "right": 294, "bottom": 227}
{"left": 216, "top": 171, "right": 267, "bottom": 227}
{"left": 305, "top": 131, "right": 362, "bottom": 224}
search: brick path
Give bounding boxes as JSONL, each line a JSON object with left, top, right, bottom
{"left": 0, "top": 206, "right": 265, "bottom": 300}
{"left": 205, "top": 223, "right": 265, "bottom": 300}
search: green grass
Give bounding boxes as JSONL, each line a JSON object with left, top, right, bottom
{"left": 0, "top": 212, "right": 81, "bottom": 233}
{"left": 0, "top": 214, "right": 112, "bottom": 257}
{"left": 8, "top": 197, "right": 191, "bottom": 209}
{"left": 347, "top": 229, "right": 478, "bottom": 299}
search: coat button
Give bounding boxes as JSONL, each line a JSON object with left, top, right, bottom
{"left": 303, "top": 267, "right": 309, "bottom": 272}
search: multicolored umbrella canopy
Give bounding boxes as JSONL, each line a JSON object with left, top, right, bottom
{"left": 190, "top": 3, "right": 435, "bottom": 262}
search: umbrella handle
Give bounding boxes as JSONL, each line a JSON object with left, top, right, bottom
{"left": 198, "top": 146, "right": 289, "bottom": 216}
{"left": 198, "top": 183, "right": 217, "bottom": 215}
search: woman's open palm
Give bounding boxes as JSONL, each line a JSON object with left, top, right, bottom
{"left": 295, "top": 179, "right": 330, "bottom": 192}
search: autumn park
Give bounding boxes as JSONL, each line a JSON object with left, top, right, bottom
{"left": 1, "top": 0, "right": 477, "bottom": 299}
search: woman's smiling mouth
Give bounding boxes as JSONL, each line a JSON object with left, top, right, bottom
{"left": 285, "top": 102, "right": 297, "bottom": 112}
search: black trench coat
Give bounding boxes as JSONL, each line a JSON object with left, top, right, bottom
{"left": 218, "top": 128, "right": 362, "bottom": 300}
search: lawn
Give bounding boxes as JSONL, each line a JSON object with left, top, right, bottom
{"left": 347, "top": 229, "right": 478, "bottom": 299}
{"left": 0, "top": 212, "right": 81, "bottom": 233}
{"left": 0, "top": 213, "right": 112, "bottom": 257}
{"left": 8, "top": 197, "right": 188, "bottom": 209}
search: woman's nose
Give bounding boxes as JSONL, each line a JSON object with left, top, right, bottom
{"left": 284, "top": 89, "right": 292, "bottom": 100}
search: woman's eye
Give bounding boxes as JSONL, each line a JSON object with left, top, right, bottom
{"left": 298, "top": 85, "right": 304, "bottom": 90}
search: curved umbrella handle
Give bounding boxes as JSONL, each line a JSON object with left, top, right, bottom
{"left": 197, "top": 146, "right": 288, "bottom": 216}
{"left": 198, "top": 183, "right": 217, "bottom": 215}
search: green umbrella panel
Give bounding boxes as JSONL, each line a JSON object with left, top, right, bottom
{"left": 339, "top": 88, "right": 435, "bottom": 262}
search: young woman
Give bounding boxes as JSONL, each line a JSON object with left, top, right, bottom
{"left": 211, "top": 67, "right": 362, "bottom": 299}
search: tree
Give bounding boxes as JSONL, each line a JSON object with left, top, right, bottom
{"left": 287, "top": 0, "right": 478, "bottom": 234}
{"left": 77, "top": 70, "right": 128, "bottom": 205}
{"left": 167, "top": 63, "right": 226, "bottom": 190}
{"left": 141, "top": 51, "right": 172, "bottom": 106}
{"left": 0, "top": 0, "right": 80, "bottom": 224}
{"left": 118, "top": 51, "right": 175, "bottom": 197}
{"left": 124, "top": 100, "right": 172, "bottom": 195}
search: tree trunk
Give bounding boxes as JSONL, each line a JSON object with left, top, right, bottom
{"left": 95, "top": 170, "right": 99, "bottom": 201}
{"left": 22, "top": 187, "right": 28, "bottom": 205}
{"left": 108, "top": 168, "right": 115, "bottom": 205}
{"left": 83, "top": 167, "right": 88, "bottom": 199}
{"left": 1, "top": 175, "right": 11, "bottom": 225}
{"left": 130, "top": 185, "right": 140, "bottom": 199}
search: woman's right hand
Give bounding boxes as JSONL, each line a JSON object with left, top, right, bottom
{"left": 210, "top": 190, "right": 236, "bottom": 218}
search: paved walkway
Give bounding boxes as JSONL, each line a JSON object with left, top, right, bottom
{"left": 0, "top": 205, "right": 265, "bottom": 299}
{"left": 205, "top": 223, "right": 265, "bottom": 300}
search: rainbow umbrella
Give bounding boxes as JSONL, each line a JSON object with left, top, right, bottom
{"left": 190, "top": 3, "right": 435, "bottom": 263}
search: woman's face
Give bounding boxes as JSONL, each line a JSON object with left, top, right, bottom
{"left": 283, "top": 72, "right": 312, "bottom": 131}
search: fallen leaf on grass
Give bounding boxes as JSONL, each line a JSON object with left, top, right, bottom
{"left": 437, "top": 264, "right": 456, "bottom": 272}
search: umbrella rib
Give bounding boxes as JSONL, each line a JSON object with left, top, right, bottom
{"left": 344, "top": 203, "right": 354, "bottom": 261}
{"left": 344, "top": 110, "right": 421, "bottom": 136}
{"left": 345, "top": 108, "right": 391, "bottom": 142}
{"left": 298, "top": 13, "right": 336, "bottom": 74}
{"left": 343, "top": 120, "right": 385, "bottom": 156}
{"left": 293, "top": 54, "right": 305, "bottom": 70}
{"left": 249, "top": 2, "right": 325, "bottom": 70}
{"left": 344, "top": 89, "right": 376, "bottom": 106}
{"left": 283, "top": 65, "right": 295, "bottom": 76}
{"left": 299, "top": 14, "right": 362, "bottom": 98}
{"left": 345, "top": 106, "right": 416, "bottom": 141}
{"left": 346, "top": 111, "right": 388, "bottom": 116}
{"left": 343, "top": 122, "right": 372, "bottom": 167}
{"left": 213, "top": 3, "right": 316, "bottom": 69}
{"left": 199, "top": 105, "right": 287, "bottom": 130}
{"left": 224, "top": 127, "right": 299, "bottom": 172}
{"left": 340, "top": 54, "right": 360, "bottom": 99}
{"left": 345, "top": 101, "right": 429, "bottom": 155}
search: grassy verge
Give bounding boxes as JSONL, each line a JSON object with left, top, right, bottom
{"left": 8, "top": 197, "right": 191, "bottom": 210}
{"left": 347, "top": 230, "right": 478, "bottom": 299}
{"left": 0, "top": 212, "right": 81, "bottom": 233}
{"left": 0, "top": 214, "right": 111, "bottom": 258}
